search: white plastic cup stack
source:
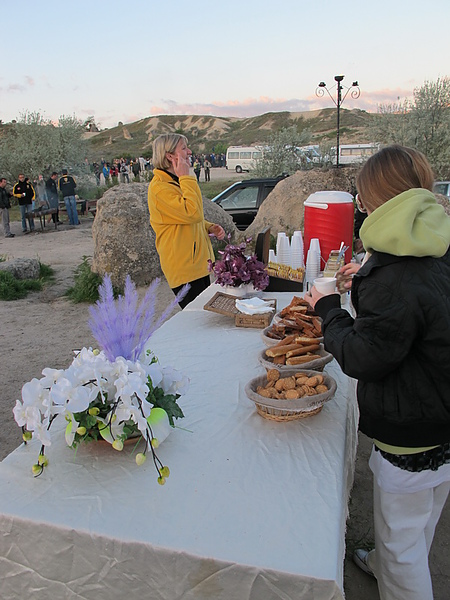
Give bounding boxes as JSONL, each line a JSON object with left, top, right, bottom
{"left": 305, "top": 238, "right": 321, "bottom": 286}
{"left": 276, "top": 232, "right": 291, "bottom": 266}
{"left": 268, "top": 249, "right": 277, "bottom": 264}
{"left": 290, "top": 231, "right": 304, "bottom": 269}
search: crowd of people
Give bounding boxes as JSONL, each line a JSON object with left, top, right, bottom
{"left": 0, "top": 168, "right": 81, "bottom": 237}
{"left": 91, "top": 157, "right": 152, "bottom": 186}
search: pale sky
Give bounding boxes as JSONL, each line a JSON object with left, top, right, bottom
{"left": 1, "top": 0, "right": 448, "bottom": 129}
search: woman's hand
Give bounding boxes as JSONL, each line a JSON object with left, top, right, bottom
{"left": 304, "top": 286, "right": 325, "bottom": 309}
{"left": 337, "top": 262, "right": 361, "bottom": 290}
{"left": 208, "top": 224, "right": 225, "bottom": 240}
{"left": 170, "top": 153, "right": 191, "bottom": 178}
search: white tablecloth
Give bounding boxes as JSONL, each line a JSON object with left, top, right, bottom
{"left": 0, "top": 287, "right": 358, "bottom": 600}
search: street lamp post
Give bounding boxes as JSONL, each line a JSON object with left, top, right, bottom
{"left": 316, "top": 75, "right": 360, "bottom": 167}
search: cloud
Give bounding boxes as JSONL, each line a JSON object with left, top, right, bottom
{"left": 147, "top": 88, "right": 415, "bottom": 119}
{"left": 1, "top": 76, "right": 36, "bottom": 94}
{"left": 148, "top": 97, "right": 316, "bottom": 118}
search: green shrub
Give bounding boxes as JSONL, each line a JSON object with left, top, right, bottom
{"left": 0, "top": 261, "right": 54, "bottom": 300}
{"left": 66, "top": 257, "right": 121, "bottom": 303}
{"left": 66, "top": 256, "right": 103, "bottom": 303}
{"left": 0, "top": 271, "right": 42, "bottom": 300}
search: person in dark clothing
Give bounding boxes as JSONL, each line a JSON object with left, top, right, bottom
{"left": 45, "top": 172, "right": 62, "bottom": 225}
{"left": 305, "top": 145, "right": 450, "bottom": 600}
{"left": 0, "top": 177, "right": 14, "bottom": 237}
{"left": 12, "top": 174, "right": 35, "bottom": 233}
{"left": 58, "top": 169, "right": 79, "bottom": 225}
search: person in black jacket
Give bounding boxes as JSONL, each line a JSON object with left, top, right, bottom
{"left": 45, "top": 172, "right": 62, "bottom": 225}
{"left": 0, "top": 177, "right": 15, "bottom": 237}
{"left": 58, "top": 168, "right": 79, "bottom": 225}
{"left": 12, "top": 174, "right": 35, "bottom": 233}
{"left": 305, "top": 145, "right": 450, "bottom": 600}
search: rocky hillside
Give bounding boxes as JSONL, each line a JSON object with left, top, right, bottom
{"left": 85, "top": 108, "right": 375, "bottom": 161}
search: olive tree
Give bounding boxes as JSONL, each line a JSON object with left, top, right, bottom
{"left": 0, "top": 111, "right": 88, "bottom": 181}
{"left": 251, "top": 125, "right": 312, "bottom": 177}
{"left": 371, "top": 77, "right": 450, "bottom": 179}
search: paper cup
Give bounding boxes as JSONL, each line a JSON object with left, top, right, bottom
{"left": 313, "top": 277, "right": 337, "bottom": 295}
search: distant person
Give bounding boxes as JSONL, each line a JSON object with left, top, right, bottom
{"left": 204, "top": 159, "right": 211, "bottom": 182}
{"left": 35, "top": 174, "right": 48, "bottom": 209}
{"left": 45, "top": 172, "right": 62, "bottom": 225}
{"left": 305, "top": 145, "right": 450, "bottom": 600}
{"left": 0, "top": 177, "right": 14, "bottom": 238}
{"left": 148, "top": 133, "right": 225, "bottom": 309}
{"left": 13, "top": 173, "right": 35, "bottom": 234}
{"left": 193, "top": 158, "right": 201, "bottom": 182}
{"left": 59, "top": 169, "right": 79, "bottom": 226}
{"left": 120, "top": 161, "right": 130, "bottom": 183}
{"left": 102, "top": 163, "right": 110, "bottom": 184}
{"left": 131, "top": 159, "right": 140, "bottom": 179}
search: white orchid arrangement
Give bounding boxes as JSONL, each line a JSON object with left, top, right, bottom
{"left": 13, "top": 275, "right": 189, "bottom": 484}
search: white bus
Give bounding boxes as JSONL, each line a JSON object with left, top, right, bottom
{"left": 226, "top": 146, "right": 264, "bottom": 173}
{"left": 331, "top": 143, "right": 380, "bottom": 165}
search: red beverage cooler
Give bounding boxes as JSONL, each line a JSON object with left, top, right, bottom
{"left": 303, "top": 191, "right": 354, "bottom": 267}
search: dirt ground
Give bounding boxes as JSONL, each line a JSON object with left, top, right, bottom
{"left": 0, "top": 214, "right": 448, "bottom": 600}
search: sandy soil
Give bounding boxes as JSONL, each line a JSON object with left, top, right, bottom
{"left": 0, "top": 214, "right": 448, "bottom": 600}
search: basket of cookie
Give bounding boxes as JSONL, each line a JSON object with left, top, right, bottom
{"left": 245, "top": 368, "right": 337, "bottom": 421}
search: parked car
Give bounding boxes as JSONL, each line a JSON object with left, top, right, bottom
{"left": 433, "top": 181, "right": 450, "bottom": 198}
{"left": 211, "top": 175, "right": 289, "bottom": 230}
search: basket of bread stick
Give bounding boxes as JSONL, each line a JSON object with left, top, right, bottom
{"left": 258, "top": 336, "right": 333, "bottom": 372}
{"left": 262, "top": 295, "right": 323, "bottom": 346}
{"left": 245, "top": 368, "right": 337, "bottom": 421}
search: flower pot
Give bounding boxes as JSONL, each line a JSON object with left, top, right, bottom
{"left": 222, "top": 283, "right": 256, "bottom": 297}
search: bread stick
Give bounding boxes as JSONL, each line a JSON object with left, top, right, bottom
{"left": 266, "top": 343, "right": 302, "bottom": 358}
{"left": 286, "top": 354, "right": 321, "bottom": 365}
{"left": 285, "top": 343, "right": 320, "bottom": 358}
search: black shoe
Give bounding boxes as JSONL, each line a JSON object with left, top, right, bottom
{"left": 24, "top": 230, "right": 30, "bottom": 234}
{"left": 5, "top": 233, "right": 15, "bottom": 238}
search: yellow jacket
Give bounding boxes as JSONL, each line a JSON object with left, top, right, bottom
{"left": 148, "top": 169, "right": 214, "bottom": 288}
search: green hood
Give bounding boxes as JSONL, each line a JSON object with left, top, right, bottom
{"left": 360, "top": 188, "right": 450, "bottom": 258}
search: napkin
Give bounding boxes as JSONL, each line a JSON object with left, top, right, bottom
{"left": 235, "top": 297, "right": 275, "bottom": 315}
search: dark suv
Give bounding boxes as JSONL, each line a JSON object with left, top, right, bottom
{"left": 211, "top": 175, "right": 288, "bottom": 230}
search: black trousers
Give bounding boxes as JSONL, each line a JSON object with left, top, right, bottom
{"left": 172, "top": 275, "right": 210, "bottom": 309}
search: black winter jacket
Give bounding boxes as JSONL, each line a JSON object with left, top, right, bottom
{"left": 58, "top": 174, "right": 76, "bottom": 197}
{"left": 0, "top": 186, "right": 12, "bottom": 209}
{"left": 314, "top": 249, "right": 450, "bottom": 447}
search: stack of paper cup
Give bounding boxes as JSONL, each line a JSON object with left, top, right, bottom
{"left": 268, "top": 249, "right": 277, "bottom": 264}
{"left": 276, "top": 232, "right": 290, "bottom": 266}
{"left": 290, "top": 231, "right": 304, "bottom": 269}
{"left": 305, "top": 238, "right": 321, "bottom": 285}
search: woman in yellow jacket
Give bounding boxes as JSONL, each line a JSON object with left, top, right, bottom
{"left": 148, "top": 134, "right": 225, "bottom": 308}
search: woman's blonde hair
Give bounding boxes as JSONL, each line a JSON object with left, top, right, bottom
{"left": 152, "top": 133, "right": 188, "bottom": 171}
{"left": 356, "top": 144, "right": 435, "bottom": 213}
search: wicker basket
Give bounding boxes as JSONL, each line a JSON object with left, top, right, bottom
{"left": 245, "top": 369, "right": 337, "bottom": 421}
{"left": 258, "top": 344, "right": 333, "bottom": 372}
{"left": 260, "top": 325, "right": 323, "bottom": 347}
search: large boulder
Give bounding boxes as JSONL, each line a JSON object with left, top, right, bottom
{"left": 92, "top": 183, "right": 238, "bottom": 287}
{"left": 245, "top": 167, "right": 359, "bottom": 242}
{"left": 0, "top": 258, "right": 40, "bottom": 280}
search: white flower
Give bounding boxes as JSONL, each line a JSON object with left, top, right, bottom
{"left": 160, "top": 366, "right": 190, "bottom": 396}
{"left": 143, "top": 362, "right": 163, "bottom": 388}
{"left": 49, "top": 378, "right": 91, "bottom": 414}
{"left": 33, "top": 421, "right": 52, "bottom": 446}
{"left": 13, "top": 400, "right": 41, "bottom": 429}
{"left": 114, "top": 370, "right": 148, "bottom": 403}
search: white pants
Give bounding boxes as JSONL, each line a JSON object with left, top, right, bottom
{"left": 366, "top": 476, "right": 450, "bottom": 600}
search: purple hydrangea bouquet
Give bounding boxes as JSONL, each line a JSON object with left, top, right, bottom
{"left": 13, "top": 275, "right": 189, "bottom": 485}
{"left": 208, "top": 237, "right": 269, "bottom": 291}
